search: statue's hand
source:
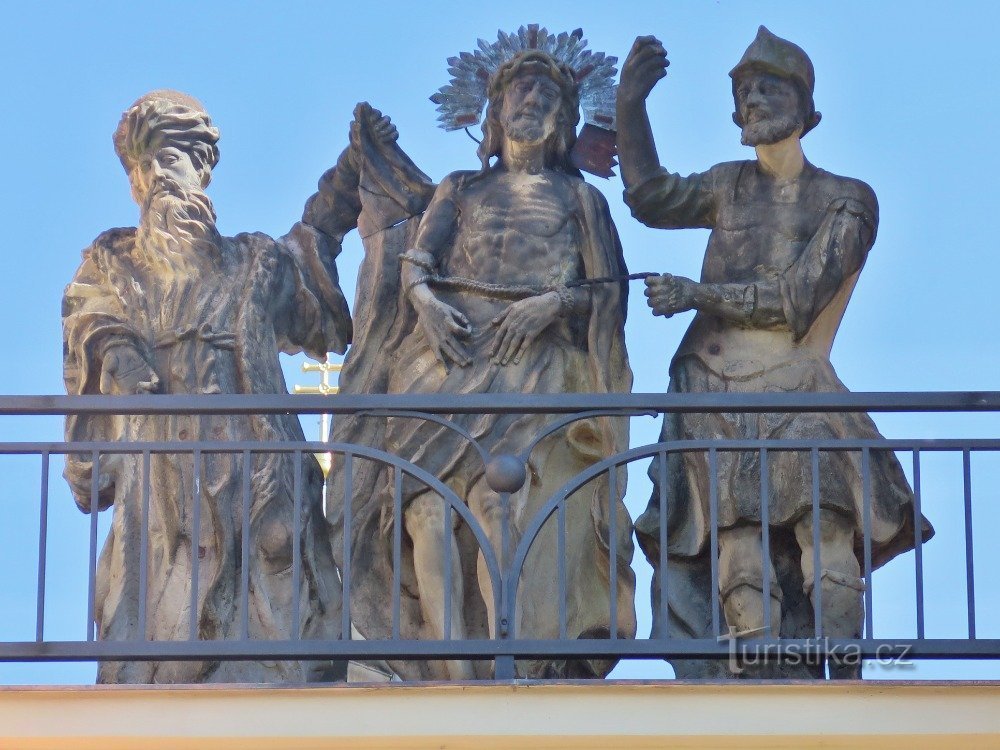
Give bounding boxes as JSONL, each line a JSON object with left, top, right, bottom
{"left": 350, "top": 103, "right": 399, "bottom": 149}
{"left": 372, "top": 112, "right": 398, "bottom": 144}
{"left": 415, "top": 296, "right": 473, "bottom": 368}
{"left": 618, "top": 36, "right": 669, "bottom": 106}
{"left": 644, "top": 273, "right": 697, "bottom": 318}
{"left": 490, "top": 292, "right": 561, "bottom": 366}
{"left": 99, "top": 345, "right": 160, "bottom": 395}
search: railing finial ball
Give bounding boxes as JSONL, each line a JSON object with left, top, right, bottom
{"left": 485, "top": 453, "right": 526, "bottom": 493}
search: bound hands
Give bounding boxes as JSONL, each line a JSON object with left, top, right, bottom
{"left": 100, "top": 345, "right": 160, "bottom": 395}
{"left": 645, "top": 273, "right": 698, "bottom": 318}
{"left": 618, "top": 36, "right": 669, "bottom": 106}
{"left": 491, "top": 292, "right": 560, "bottom": 366}
{"left": 415, "top": 295, "right": 473, "bottom": 368}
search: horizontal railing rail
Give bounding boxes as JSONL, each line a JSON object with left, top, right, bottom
{"left": 1, "top": 391, "right": 998, "bottom": 682}
{"left": 0, "top": 391, "right": 997, "bottom": 415}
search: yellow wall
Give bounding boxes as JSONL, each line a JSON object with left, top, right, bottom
{"left": 3, "top": 681, "right": 1000, "bottom": 749}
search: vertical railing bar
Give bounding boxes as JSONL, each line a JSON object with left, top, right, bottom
{"left": 708, "top": 448, "right": 720, "bottom": 639}
{"left": 87, "top": 451, "right": 100, "bottom": 642}
{"left": 392, "top": 465, "right": 402, "bottom": 640}
{"left": 608, "top": 467, "right": 619, "bottom": 640}
{"left": 963, "top": 448, "right": 976, "bottom": 639}
{"left": 861, "top": 448, "right": 874, "bottom": 640}
{"left": 189, "top": 449, "right": 202, "bottom": 641}
{"left": 35, "top": 451, "right": 50, "bottom": 642}
{"left": 138, "top": 450, "right": 151, "bottom": 640}
{"left": 810, "top": 448, "right": 823, "bottom": 639}
{"left": 760, "top": 448, "right": 772, "bottom": 638}
{"left": 444, "top": 500, "right": 453, "bottom": 641}
{"left": 291, "top": 450, "right": 303, "bottom": 639}
{"left": 496, "top": 489, "right": 515, "bottom": 679}
{"left": 240, "top": 449, "right": 251, "bottom": 641}
{"left": 341, "top": 453, "right": 353, "bottom": 641}
{"left": 557, "top": 499, "right": 567, "bottom": 640}
{"left": 912, "top": 449, "right": 925, "bottom": 639}
{"left": 657, "top": 450, "right": 668, "bottom": 640}
{"left": 500, "top": 491, "right": 511, "bottom": 639}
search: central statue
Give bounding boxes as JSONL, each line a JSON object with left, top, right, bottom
{"left": 327, "top": 27, "right": 635, "bottom": 681}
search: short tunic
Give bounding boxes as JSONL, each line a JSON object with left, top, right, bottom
{"left": 627, "top": 161, "right": 931, "bottom": 570}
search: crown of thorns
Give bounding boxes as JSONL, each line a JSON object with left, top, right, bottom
{"left": 430, "top": 25, "right": 618, "bottom": 132}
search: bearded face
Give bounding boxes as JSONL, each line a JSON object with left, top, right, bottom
{"left": 498, "top": 70, "right": 564, "bottom": 146}
{"left": 735, "top": 71, "right": 804, "bottom": 147}
{"left": 134, "top": 146, "right": 221, "bottom": 273}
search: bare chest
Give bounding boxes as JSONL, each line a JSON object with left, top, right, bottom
{"left": 447, "top": 175, "right": 584, "bottom": 285}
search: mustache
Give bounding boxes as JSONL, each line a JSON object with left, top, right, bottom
{"left": 514, "top": 105, "right": 543, "bottom": 119}
{"left": 142, "top": 178, "right": 216, "bottom": 223}
{"left": 144, "top": 176, "right": 195, "bottom": 208}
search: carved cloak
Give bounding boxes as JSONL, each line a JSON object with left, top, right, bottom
{"left": 63, "top": 215, "right": 351, "bottom": 684}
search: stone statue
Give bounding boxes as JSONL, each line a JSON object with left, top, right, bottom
{"left": 326, "top": 27, "right": 635, "bottom": 681}
{"left": 62, "top": 89, "right": 363, "bottom": 683}
{"left": 616, "top": 28, "right": 934, "bottom": 677}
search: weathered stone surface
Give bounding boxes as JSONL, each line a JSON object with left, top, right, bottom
{"left": 616, "top": 27, "right": 934, "bottom": 678}
{"left": 327, "top": 46, "right": 636, "bottom": 681}
{"left": 62, "top": 90, "right": 357, "bottom": 683}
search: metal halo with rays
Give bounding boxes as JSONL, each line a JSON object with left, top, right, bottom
{"left": 430, "top": 24, "right": 619, "bottom": 133}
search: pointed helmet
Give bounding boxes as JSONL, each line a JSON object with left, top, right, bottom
{"left": 729, "top": 26, "right": 820, "bottom": 136}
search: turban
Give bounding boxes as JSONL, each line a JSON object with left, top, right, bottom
{"left": 113, "top": 89, "right": 220, "bottom": 177}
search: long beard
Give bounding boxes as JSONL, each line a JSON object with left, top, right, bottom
{"left": 136, "top": 179, "right": 222, "bottom": 276}
{"left": 741, "top": 110, "right": 802, "bottom": 147}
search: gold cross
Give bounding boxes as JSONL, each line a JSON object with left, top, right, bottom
{"left": 292, "top": 357, "right": 343, "bottom": 477}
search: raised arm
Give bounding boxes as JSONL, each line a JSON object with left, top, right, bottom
{"left": 616, "top": 35, "right": 669, "bottom": 190}
{"left": 616, "top": 36, "right": 716, "bottom": 230}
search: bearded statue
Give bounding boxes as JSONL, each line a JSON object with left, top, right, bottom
{"left": 62, "top": 89, "right": 363, "bottom": 683}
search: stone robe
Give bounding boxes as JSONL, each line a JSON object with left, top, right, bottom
{"left": 63, "top": 204, "right": 354, "bottom": 683}
{"left": 626, "top": 161, "right": 933, "bottom": 675}
{"left": 323, "top": 118, "right": 635, "bottom": 680}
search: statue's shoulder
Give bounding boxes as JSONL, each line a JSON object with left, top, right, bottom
{"left": 230, "top": 231, "right": 283, "bottom": 269}
{"left": 811, "top": 167, "right": 878, "bottom": 213}
{"left": 85, "top": 227, "right": 136, "bottom": 256}
{"left": 437, "top": 169, "right": 481, "bottom": 194}
{"left": 691, "top": 160, "right": 755, "bottom": 195}
{"left": 231, "top": 230, "right": 275, "bottom": 248}
{"left": 708, "top": 159, "right": 752, "bottom": 180}
{"left": 78, "top": 227, "right": 137, "bottom": 273}
{"left": 571, "top": 176, "right": 611, "bottom": 211}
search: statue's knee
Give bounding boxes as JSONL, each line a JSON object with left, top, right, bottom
{"left": 721, "top": 581, "right": 781, "bottom": 635}
{"left": 404, "top": 494, "right": 446, "bottom": 537}
{"left": 470, "top": 488, "right": 504, "bottom": 524}
{"left": 798, "top": 509, "right": 859, "bottom": 579}
{"left": 805, "top": 568, "right": 866, "bottom": 598}
{"left": 256, "top": 517, "right": 293, "bottom": 573}
{"left": 815, "top": 508, "right": 854, "bottom": 545}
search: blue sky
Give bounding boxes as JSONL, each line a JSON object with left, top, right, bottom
{"left": 0, "top": 0, "right": 998, "bottom": 683}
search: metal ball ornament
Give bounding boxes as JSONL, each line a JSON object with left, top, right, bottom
{"left": 484, "top": 454, "right": 527, "bottom": 493}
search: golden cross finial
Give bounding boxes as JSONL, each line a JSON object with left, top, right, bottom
{"left": 292, "top": 357, "right": 343, "bottom": 477}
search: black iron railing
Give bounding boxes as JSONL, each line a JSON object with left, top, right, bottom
{"left": 1, "top": 391, "right": 998, "bottom": 679}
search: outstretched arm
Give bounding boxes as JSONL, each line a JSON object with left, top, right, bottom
{"left": 645, "top": 195, "right": 878, "bottom": 338}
